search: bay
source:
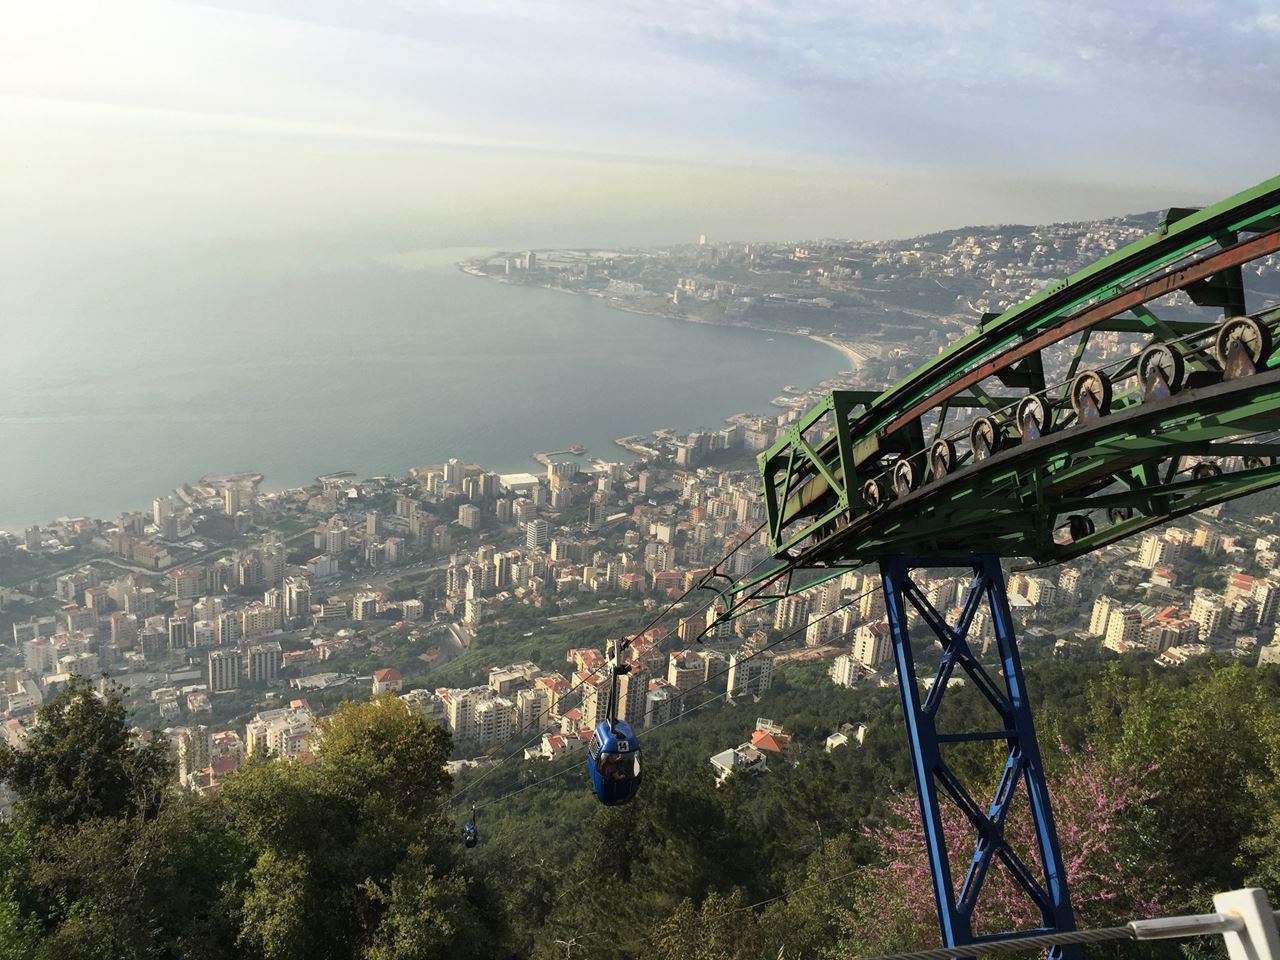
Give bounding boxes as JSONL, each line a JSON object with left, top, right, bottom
{"left": 0, "top": 247, "right": 842, "bottom": 531}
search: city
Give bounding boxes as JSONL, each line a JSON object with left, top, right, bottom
{"left": 7, "top": 2, "right": 1280, "bottom": 955}
{"left": 3, "top": 206, "right": 1280, "bottom": 808}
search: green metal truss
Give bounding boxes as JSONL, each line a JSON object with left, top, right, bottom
{"left": 736, "top": 174, "right": 1280, "bottom": 617}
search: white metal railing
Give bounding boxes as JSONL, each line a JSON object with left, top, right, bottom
{"left": 858, "top": 888, "right": 1280, "bottom": 960}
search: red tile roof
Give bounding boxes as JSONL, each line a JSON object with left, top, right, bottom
{"left": 750, "top": 731, "right": 791, "bottom": 753}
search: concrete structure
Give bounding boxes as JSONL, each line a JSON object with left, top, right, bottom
{"left": 372, "top": 668, "right": 403, "bottom": 696}
{"left": 208, "top": 649, "right": 243, "bottom": 692}
{"left": 709, "top": 743, "right": 767, "bottom": 784}
{"left": 245, "top": 701, "right": 313, "bottom": 760}
{"left": 244, "top": 641, "right": 281, "bottom": 684}
{"left": 726, "top": 649, "right": 773, "bottom": 698}
{"left": 852, "top": 621, "right": 891, "bottom": 668}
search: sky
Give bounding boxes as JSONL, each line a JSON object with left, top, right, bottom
{"left": 3, "top": 0, "right": 1280, "bottom": 258}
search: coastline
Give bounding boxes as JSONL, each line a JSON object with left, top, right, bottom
{"left": 456, "top": 261, "right": 865, "bottom": 371}
{"left": 806, "top": 334, "right": 866, "bottom": 369}
{"left": 2, "top": 266, "right": 844, "bottom": 534}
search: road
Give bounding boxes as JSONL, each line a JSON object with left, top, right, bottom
{"left": 33, "top": 525, "right": 318, "bottom": 583}
{"left": 324, "top": 558, "right": 453, "bottom": 597}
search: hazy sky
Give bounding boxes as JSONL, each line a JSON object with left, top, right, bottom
{"left": 4, "top": 0, "right": 1280, "bottom": 257}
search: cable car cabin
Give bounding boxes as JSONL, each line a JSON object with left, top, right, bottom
{"left": 463, "top": 810, "right": 479, "bottom": 848}
{"left": 587, "top": 720, "right": 642, "bottom": 805}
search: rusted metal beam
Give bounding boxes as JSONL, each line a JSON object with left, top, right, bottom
{"left": 882, "top": 228, "right": 1280, "bottom": 437}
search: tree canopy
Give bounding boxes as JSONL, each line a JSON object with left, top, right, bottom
{"left": 1, "top": 659, "right": 1280, "bottom": 958}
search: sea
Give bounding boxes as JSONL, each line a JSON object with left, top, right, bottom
{"left": 0, "top": 247, "right": 842, "bottom": 531}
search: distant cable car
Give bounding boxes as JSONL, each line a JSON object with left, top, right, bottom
{"left": 463, "top": 804, "right": 479, "bottom": 848}
{"left": 586, "top": 642, "right": 642, "bottom": 805}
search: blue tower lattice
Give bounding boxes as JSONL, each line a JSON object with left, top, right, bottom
{"left": 880, "top": 554, "right": 1078, "bottom": 960}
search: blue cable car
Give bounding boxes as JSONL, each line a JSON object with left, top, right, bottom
{"left": 462, "top": 804, "right": 479, "bottom": 848}
{"left": 587, "top": 719, "right": 642, "bottom": 805}
{"left": 586, "top": 643, "right": 643, "bottom": 805}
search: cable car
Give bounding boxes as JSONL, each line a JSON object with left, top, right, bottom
{"left": 587, "top": 718, "right": 642, "bottom": 805}
{"left": 586, "top": 642, "right": 642, "bottom": 805}
{"left": 463, "top": 804, "right": 479, "bottom": 848}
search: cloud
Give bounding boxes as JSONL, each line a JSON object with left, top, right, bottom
{"left": 2, "top": 0, "right": 1277, "bottom": 255}
{"left": 7, "top": 0, "right": 1279, "bottom": 172}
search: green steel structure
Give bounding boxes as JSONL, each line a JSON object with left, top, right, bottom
{"left": 711, "top": 174, "right": 1280, "bottom": 958}
{"left": 754, "top": 173, "right": 1280, "bottom": 577}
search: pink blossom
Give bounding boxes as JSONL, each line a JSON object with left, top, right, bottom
{"left": 850, "top": 744, "right": 1165, "bottom": 947}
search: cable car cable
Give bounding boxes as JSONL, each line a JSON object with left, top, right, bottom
{"left": 469, "top": 586, "right": 879, "bottom": 810}
{"left": 446, "top": 522, "right": 773, "bottom": 805}
{"left": 476, "top": 686, "right": 738, "bottom": 810}
{"left": 447, "top": 539, "right": 777, "bottom": 805}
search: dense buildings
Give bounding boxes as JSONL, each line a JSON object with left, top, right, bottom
{"left": 4, "top": 208, "right": 1280, "bottom": 789}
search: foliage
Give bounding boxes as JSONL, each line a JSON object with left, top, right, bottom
{"left": 1083, "top": 663, "right": 1277, "bottom": 908}
{"left": 225, "top": 696, "right": 473, "bottom": 960}
{"left": 648, "top": 889, "right": 761, "bottom": 960}
{"left": 837, "top": 742, "right": 1164, "bottom": 954}
{"left": 0, "top": 676, "right": 171, "bottom": 833}
{"left": 1, "top": 659, "right": 1280, "bottom": 958}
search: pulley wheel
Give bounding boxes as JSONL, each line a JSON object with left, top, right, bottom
{"left": 1067, "top": 514, "right": 1095, "bottom": 542}
{"left": 1016, "top": 394, "right": 1053, "bottom": 442}
{"left": 1216, "top": 316, "right": 1273, "bottom": 379}
{"left": 1191, "top": 462, "right": 1222, "bottom": 481}
{"left": 1107, "top": 506, "right": 1135, "bottom": 524}
{"left": 969, "top": 416, "right": 1005, "bottom": 462}
{"left": 1138, "top": 343, "right": 1186, "bottom": 400}
{"left": 861, "top": 478, "right": 886, "bottom": 511}
{"left": 1069, "top": 369, "right": 1113, "bottom": 420}
{"left": 929, "top": 438, "right": 957, "bottom": 480}
{"left": 1244, "top": 455, "right": 1277, "bottom": 471}
{"left": 893, "top": 458, "right": 918, "bottom": 497}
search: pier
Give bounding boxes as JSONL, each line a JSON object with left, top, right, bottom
{"left": 532, "top": 444, "right": 585, "bottom": 466}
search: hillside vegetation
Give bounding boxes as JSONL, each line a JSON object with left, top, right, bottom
{"left": 2, "top": 659, "right": 1280, "bottom": 959}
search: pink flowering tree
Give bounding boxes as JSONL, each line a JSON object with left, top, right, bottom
{"left": 839, "top": 744, "right": 1165, "bottom": 954}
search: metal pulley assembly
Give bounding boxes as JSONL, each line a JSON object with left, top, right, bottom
{"left": 893, "top": 458, "right": 919, "bottom": 497}
{"left": 929, "top": 438, "right": 956, "bottom": 480}
{"left": 1216, "top": 316, "right": 1273, "bottom": 379}
{"left": 1070, "top": 370, "right": 1113, "bottom": 420}
{"left": 1191, "top": 462, "right": 1223, "bottom": 480}
{"left": 969, "top": 416, "right": 1006, "bottom": 461}
{"left": 861, "top": 477, "right": 886, "bottom": 511}
{"left": 1016, "top": 394, "right": 1052, "bottom": 442}
{"left": 1067, "top": 514, "right": 1095, "bottom": 542}
{"left": 1107, "top": 506, "right": 1135, "bottom": 524}
{"left": 1138, "top": 343, "right": 1186, "bottom": 401}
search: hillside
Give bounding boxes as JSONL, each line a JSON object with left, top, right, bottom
{"left": 4, "top": 654, "right": 1280, "bottom": 959}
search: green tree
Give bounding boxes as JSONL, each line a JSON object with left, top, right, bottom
{"left": 365, "top": 849, "right": 488, "bottom": 960}
{"left": 758, "top": 834, "right": 864, "bottom": 960}
{"left": 0, "top": 676, "right": 171, "bottom": 833}
{"left": 648, "top": 890, "right": 761, "bottom": 960}
{"left": 1084, "top": 663, "right": 1275, "bottom": 908}
{"left": 26, "top": 803, "right": 246, "bottom": 960}
{"left": 226, "top": 695, "right": 475, "bottom": 960}
{"left": 0, "top": 830, "right": 39, "bottom": 960}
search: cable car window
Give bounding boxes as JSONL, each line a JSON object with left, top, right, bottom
{"left": 596, "top": 751, "right": 635, "bottom": 781}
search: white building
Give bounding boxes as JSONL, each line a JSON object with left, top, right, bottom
{"left": 1088, "top": 596, "right": 1119, "bottom": 637}
{"left": 726, "top": 649, "right": 773, "bottom": 698}
{"left": 525, "top": 519, "right": 550, "bottom": 551}
{"left": 829, "top": 654, "right": 859, "bottom": 688}
{"left": 709, "top": 743, "right": 767, "bottom": 785}
{"left": 1190, "top": 591, "right": 1225, "bottom": 640}
{"left": 245, "top": 700, "right": 313, "bottom": 760}
{"left": 852, "top": 622, "right": 891, "bottom": 668}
